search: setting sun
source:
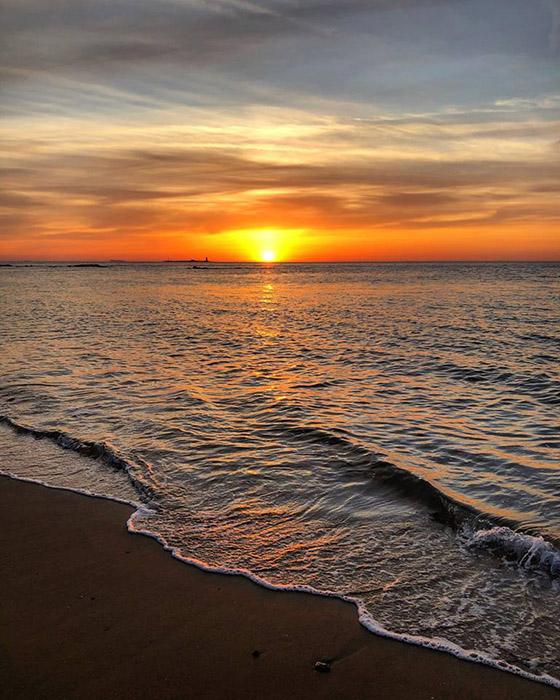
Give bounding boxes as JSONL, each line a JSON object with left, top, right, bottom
{"left": 216, "top": 227, "right": 306, "bottom": 262}
{"left": 261, "top": 249, "right": 276, "bottom": 262}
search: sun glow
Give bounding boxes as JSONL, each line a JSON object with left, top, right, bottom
{"left": 219, "top": 227, "right": 306, "bottom": 262}
{"left": 261, "top": 249, "right": 276, "bottom": 262}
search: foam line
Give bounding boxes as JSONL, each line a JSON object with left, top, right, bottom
{"left": 0, "top": 469, "right": 141, "bottom": 508}
{"left": 2, "top": 415, "right": 560, "bottom": 689}
{"left": 127, "top": 509, "right": 560, "bottom": 690}
{"left": 1, "top": 468, "right": 558, "bottom": 690}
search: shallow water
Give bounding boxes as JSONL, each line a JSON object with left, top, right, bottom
{"left": 1, "top": 262, "right": 559, "bottom": 682}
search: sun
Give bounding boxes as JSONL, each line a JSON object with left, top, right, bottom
{"left": 221, "top": 226, "right": 305, "bottom": 262}
{"left": 261, "top": 249, "right": 276, "bottom": 262}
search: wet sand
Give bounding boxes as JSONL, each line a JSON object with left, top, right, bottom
{"left": 1, "top": 475, "right": 557, "bottom": 700}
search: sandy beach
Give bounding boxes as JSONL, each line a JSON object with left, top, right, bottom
{"left": 1, "top": 475, "right": 556, "bottom": 700}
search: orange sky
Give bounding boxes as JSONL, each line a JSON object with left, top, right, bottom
{"left": 1, "top": 106, "right": 559, "bottom": 261}
{"left": 2, "top": 223, "right": 559, "bottom": 263}
{"left": 1, "top": 1, "right": 559, "bottom": 262}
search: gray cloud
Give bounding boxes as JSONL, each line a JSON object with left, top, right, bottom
{"left": 547, "top": 0, "right": 560, "bottom": 51}
{"left": 1, "top": 0, "right": 556, "bottom": 111}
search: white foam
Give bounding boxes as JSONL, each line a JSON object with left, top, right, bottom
{"left": 2, "top": 470, "right": 559, "bottom": 691}
{"left": 0, "top": 469, "right": 141, "bottom": 508}
{"left": 128, "top": 508, "right": 560, "bottom": 690}
{"left": 466, "top": 526, "right": 560, "bottom": 578}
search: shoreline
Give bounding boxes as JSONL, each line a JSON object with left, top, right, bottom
{"left": 1, "top": 475, "right": 558, "bottom": 699}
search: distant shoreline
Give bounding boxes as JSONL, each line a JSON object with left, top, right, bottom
{"left": 1, "top": 260, "right": 559, "bottom": 266}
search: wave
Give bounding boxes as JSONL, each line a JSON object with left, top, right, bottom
{"left": 465, "top": 526, "right": 560, "bottom": 578}
{"left": 434, "top": 361, "right": 560, "bottom": 406}
{"left": 274, "top": 423, "right": 483, "bottom": 523}
{"left": 0, "top": 414, "right": 155, "bottom": 501}
{"left": 1, "top": 412, "right": 560, "bottom": 688}
{"left": 3, "top": 412, "right": 560, "bottom": 581}
{"left": 270, "top": 421, "right": 560, "bottom": 577}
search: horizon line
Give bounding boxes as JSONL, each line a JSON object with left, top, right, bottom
{"left": 1, "top": 259, "right": 559, "bottom": 265}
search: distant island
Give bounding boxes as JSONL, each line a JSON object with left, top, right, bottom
{"left": 68, "top": 263, "right": 106, "bottom": 268}
{"left": 163, "top": 257, "right": 209, "bottom": 263}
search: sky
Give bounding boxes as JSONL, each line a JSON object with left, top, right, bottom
{"left": 1, "top": 0, "right": 559, "bottom": 261}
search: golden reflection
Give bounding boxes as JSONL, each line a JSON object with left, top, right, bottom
{"left": 255, "top": 325, "right": 279, "bottom": 338}
{"left": 260, "top": 282, "right": 275, "bottom": 305}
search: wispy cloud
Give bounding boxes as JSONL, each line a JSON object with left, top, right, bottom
{"left": 1, "top": 0, "right": 559, "bottom": 259}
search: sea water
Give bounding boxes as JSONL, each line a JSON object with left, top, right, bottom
{"left": 1, "top": 262, "right": 558, "bottom": 684}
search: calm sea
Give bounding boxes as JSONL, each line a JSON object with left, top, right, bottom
{"left": 1, "top": 262, "right": 559, "bottom": 684}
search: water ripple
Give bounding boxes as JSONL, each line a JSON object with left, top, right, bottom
{"left": 1, "top": 261, "right": 559, "bottom": 682}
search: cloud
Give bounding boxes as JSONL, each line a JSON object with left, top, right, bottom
{"left": 1, "top": 1, "right": 558, "bottom": 259}
{"left": 1, "top": 0, "right": 555, "bottom": 104}
{"left": 546, "top": 0, "right": 560, "bottom": 52}
{"left": 2, "top": 137, "right": 558, "bottom": 246}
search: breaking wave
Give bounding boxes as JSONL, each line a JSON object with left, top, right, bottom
{"left": 3, "top": 412, "right": 559, "bottom": 583}
{"left": 465, "top": 526, "right": 560, "bottom": 578}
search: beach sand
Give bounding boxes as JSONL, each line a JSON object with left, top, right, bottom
{"left": 1, "top": 475, "right": 557, "bottom": 700}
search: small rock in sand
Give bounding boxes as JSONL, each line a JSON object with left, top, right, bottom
{"left": 314, "top": 661, "right": 331, "bottom": 673}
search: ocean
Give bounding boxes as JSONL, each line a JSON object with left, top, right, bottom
{"left": 1, "top": 262, "right": 559, "bottom": 686}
